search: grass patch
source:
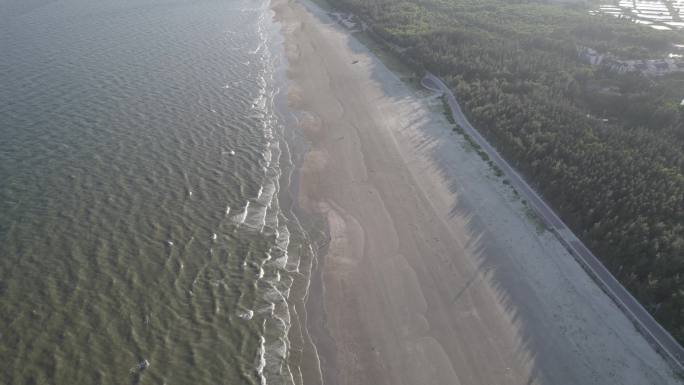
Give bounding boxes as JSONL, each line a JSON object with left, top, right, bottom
{"left": 442, "top": 95, "right": 456, "bottom": 124}
{"left": 523, "top": 205, "right": 547, "bottom": 234}
{"left": 675, "top": 369, "right": 684, "bottom": 382}
{"left": 451, "top": 122, "right": 505, "bottom": 178}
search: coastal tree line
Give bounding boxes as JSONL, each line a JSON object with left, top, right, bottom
{"left": 328, "top": 0, "right": 684, "bottom": 343}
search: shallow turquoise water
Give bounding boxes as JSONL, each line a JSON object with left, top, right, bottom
{"left": 0, "top": 0, "right": 308, "bottom": 383}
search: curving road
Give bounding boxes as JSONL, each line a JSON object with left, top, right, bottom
{"left": 422, "top": 72, "right": 684, "bottom": 373}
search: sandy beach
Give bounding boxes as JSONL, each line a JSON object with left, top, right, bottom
{"left": 272, "top": 0, "right": 682, "bottom": 383}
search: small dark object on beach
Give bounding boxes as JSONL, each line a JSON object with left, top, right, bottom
{"left": 352, "top": 60, "right": 359, "bottom": 64}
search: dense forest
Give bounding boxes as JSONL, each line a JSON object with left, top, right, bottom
{"left": 326, "top": 0, "right": 684, "bottom": 343}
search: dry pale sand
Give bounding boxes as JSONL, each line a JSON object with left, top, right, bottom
{"left": 272, "top": 0, "right": 682, "bottom": 384}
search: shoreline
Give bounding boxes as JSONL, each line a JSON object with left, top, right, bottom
{"left": 272, "top": 0, "right": 682, "bottom": 384}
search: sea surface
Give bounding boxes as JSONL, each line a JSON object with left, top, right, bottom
{"left": 0, "top": 0, "right": 314, "bottom": 384}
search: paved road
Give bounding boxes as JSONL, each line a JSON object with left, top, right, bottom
{"left": 422, "top": 72, "right": 684, "bottom": 373}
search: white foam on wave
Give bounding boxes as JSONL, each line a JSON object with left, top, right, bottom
{"left": 260, "top": 180, "right": 277, "bottom": 205}
{"left": 241, "top": 185, "right": 277, "bottom": 232}
{"left": 244, "top": 5, "right": 316, "bottom": 382}
{"left": 262, "top": 143, "right": 272, "bottom": 168}
{"left": 251, "top": 40, "right": 265, "bottom": 55}
{"left": 249, "top": 251, "right": 269, "bottom": 284}
{"left": 272, "top": 254, "right": 288, "bottom": 270}
{"left": 237, "top": 309, "right": 254, "bottom": 320}
{"left": 257, "top": 335, "right": 267, "bottom": 385}
{"left": 230, "top": 201, "right": 251, "bottom": 225}
{"left": 257, "top": 279, "right": 296, "bottom": 384}
{"left": 256, "top": 185, "right": 264, "bottom": 200}
{"left": 256, "top": 302, "right": 276, "bottom": 316}
{"left": 263, "top": 335, "right": 291, "bottom": 384}
{"left": 240, "top": 201, "right": 250, "bottom": 218}
{"left": 276, "top": 225, "right": 290, "bottom": 252}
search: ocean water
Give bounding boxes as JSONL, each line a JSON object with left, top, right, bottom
{"left": 0, "top": 0, "right": 314, "bottom": 384}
